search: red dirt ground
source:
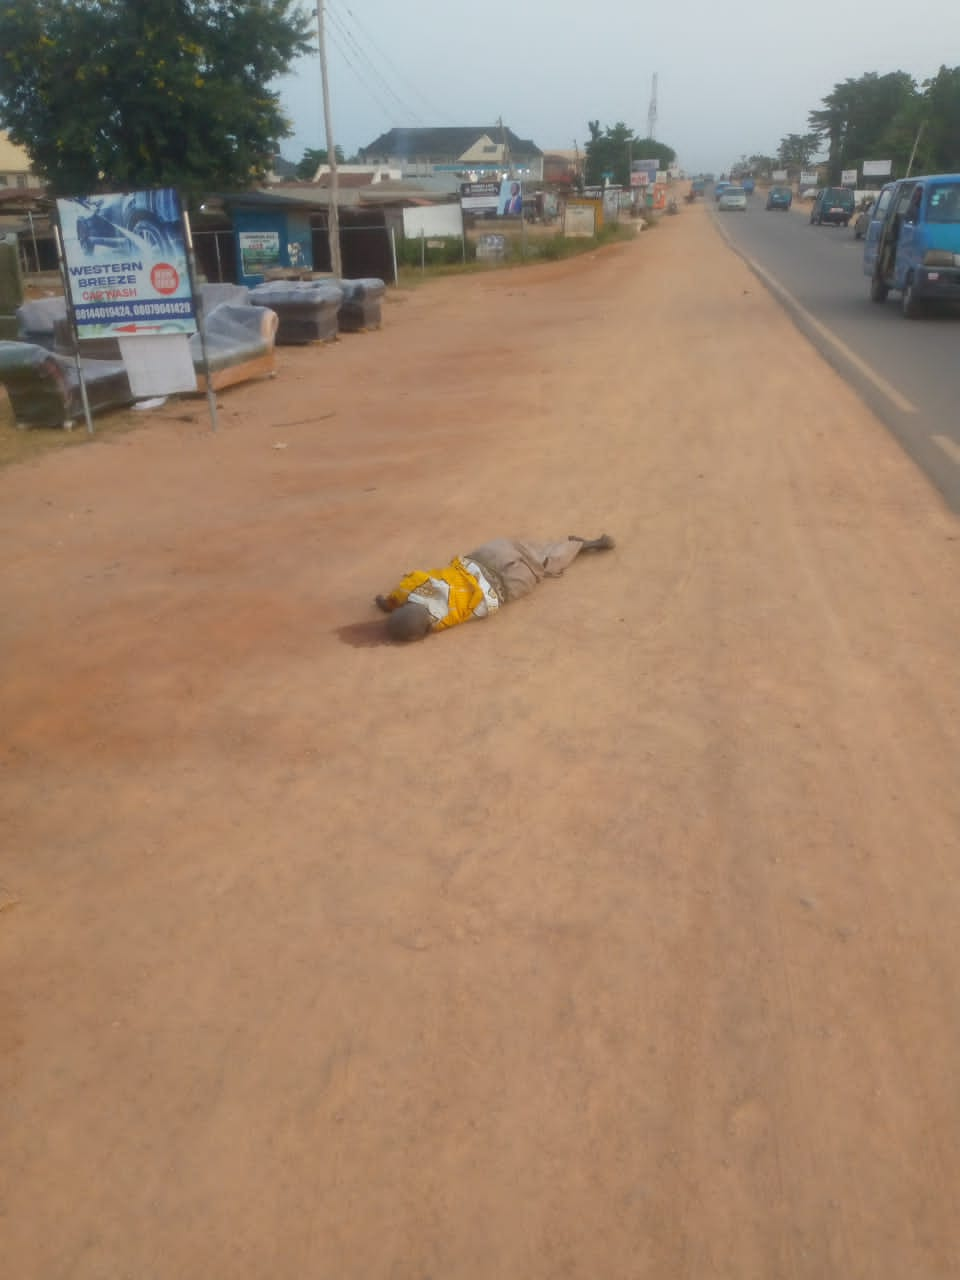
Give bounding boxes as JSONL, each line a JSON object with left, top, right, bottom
{"left": 2, "top": 203, "right": 960, "bottom": 1279}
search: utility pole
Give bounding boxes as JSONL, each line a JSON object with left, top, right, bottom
{"left": 647, "top": 73, "right": 658, "bottom": 142}
{"left": 905, "top": 121, "right": 926, "bottom": 178}
{"left": 316, "top": 0, "right": 342, "bottom": 278}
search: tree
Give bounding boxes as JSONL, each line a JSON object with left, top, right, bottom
{"left": 584, "top": 121, "right": 675, "bottom": 188}
{"left": 776, "top": 133, "right": 822, "bottom": 173}
{"left": 808, "top": 72, "right": 918, "bottom": 183}
{"left": 296, "top": 145, "right": 345, "bottom": 180}
{"left": 919, "top": 65, "right": 960, "bottom": 173}
{"left": 0, "top": 0, "right": 313, "bottom": 197}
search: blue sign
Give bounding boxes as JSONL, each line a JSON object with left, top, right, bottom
{"left": 56, "top": 188, "right": 196, "bottom": 338}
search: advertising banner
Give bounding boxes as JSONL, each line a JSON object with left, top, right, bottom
{"left": 772, "top": 169, "right": 788, "bottom": 182}
{"left": 631, "top": 159, "right": 659, "bottom": 190}
{"left": 238, "top": 230, "right": 281, "bottom": 278}
{"left": 564, "top": 201, "right": 598, "bottom": 237}
{"left": 800, "top": 171, "right": 819, "bottom": 188}
{"left": 498, "top": 180, "right": 524, "bottom": 216}
{"left": 402, "top": 204, "right": 464, "bottom": 239}
{"left": 56, "top": 188, "right": 195, "bottom": 339}
{"left": 841, "top": 168, "right": 858, "bottom": 187}
{"left": 459, "top": 181, "right": 501, "bottom": 214}
{"left": 862, "top": 159, "right": 892, "bottom": 177}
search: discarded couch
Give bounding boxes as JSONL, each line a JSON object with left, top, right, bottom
{"left": 336, "top": 278, "right": 386, "bottom": 332}
{"left": 0, "top": 341, "right": 133, "bottom": 428}
{"left": 0, "top": 297, "right": 278, "bottom": 427}
{"left": 249, "top": 280, "right": 344, "bottom": 345}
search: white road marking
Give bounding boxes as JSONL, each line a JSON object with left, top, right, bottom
{"left": 932, "top": 434, "right": 960, "bottom": 467}
{"left": 745, "top": 258, "right": 919, "bottom": 415}
{"left": 712, "top": 217, "right": 919, "bottom": 416}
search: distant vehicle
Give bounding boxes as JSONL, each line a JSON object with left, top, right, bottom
{"left": 741, "top": 177, "right": 756, "bottom": 195}
{"left": 691, "top": 178, "right": 705, "bottom": 196}
{"left": 714, "top": 181, "right": 732, "bottom": 202}
{"left": 810, "top": 187, "right": 855, "bottom": 226}
{"left": 852, "top": 198, "right": 875, "bottom": 239}
{"left": 863, "top": 174, "right": 960, "bottom": 318}
{"left": 766, "top": 185, "right": 793, "bottom": 211}
{"left": 718, "top": 186, "right": 747, "bottom": 212}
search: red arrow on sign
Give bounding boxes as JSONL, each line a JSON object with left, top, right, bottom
{"left": 113, "top": 323, "right": 165, "bottom": 333}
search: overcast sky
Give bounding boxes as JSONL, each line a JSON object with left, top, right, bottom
{"left": 275, "top": 0, "right": 951, "bottom": 174}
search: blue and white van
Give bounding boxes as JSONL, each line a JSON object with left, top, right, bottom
{"left": 863, "top": 174, "right": 960, "bottom": 317}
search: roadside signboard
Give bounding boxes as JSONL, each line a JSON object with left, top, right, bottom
{"left": 630, "top": 158, "right": 658, "bottom": 189}
{"left": 459, "top": 181, "right": 500, "bottom": 215}
{"left": 497, "top": 180, "right": 523, "bottom": 216}
{"left": 800, "top": 171, "right": 819, "bottom": 188}
{"left": 564, "top": 200, "right": 599, "bottom": 236}
{"left": 772, "top": 169, "right": 788, "bottom": 182}
{"left": 55, "top": 188, "right": 195, "bottom": 339}
{"left": 863, "top": 159, "right": 892, "bottom": 177}
{"left": 841, "top": 168, "right": 859, "bottom": 186}
{"left": 238, "top": 230, "right": 280, "bottom": 278}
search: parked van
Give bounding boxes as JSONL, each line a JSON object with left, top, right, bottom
{"left": 863, "top": 174, "right": 960, "bottom": 317}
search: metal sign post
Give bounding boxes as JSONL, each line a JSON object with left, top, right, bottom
{"left": 52, "top": 218, "right": 94, "bottom": 434}
{"left": 182, "top": 210, "right": 218, "bottom": 433}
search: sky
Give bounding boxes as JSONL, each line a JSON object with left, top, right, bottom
{"left": 274, "top": 0, "right": 952, "bottom": 176}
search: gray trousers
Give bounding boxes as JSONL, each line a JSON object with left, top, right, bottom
{"left": 465, "top": 537, "right": 586, "bottom": 604}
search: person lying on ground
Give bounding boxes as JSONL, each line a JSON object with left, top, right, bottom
{"left": 376, "top": 533, "right": 615, "bottom": 642}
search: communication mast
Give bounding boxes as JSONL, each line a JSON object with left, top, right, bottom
{"left": 647, "top": 73, "right": 658, "bottom": 141}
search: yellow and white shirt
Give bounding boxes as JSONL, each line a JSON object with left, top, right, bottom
{"left": 384, "top": 557, "right": 500, "bottom": 631}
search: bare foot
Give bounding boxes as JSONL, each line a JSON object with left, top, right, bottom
{"left": 574, "top": 534, "right": 615, "bottom": 551}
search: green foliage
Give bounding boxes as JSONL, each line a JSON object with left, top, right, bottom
{"left": 585, "top": 121, "right": 675, "bottom": 187}
{"left": 0, "top": 0, "right": 313, "bottom": 196}
{"left": 919, "top": 66, "right": 960, "bottom": 173}
{"left": 808, "top": 71, "right": 918, "bottom": 182}
{"left": 295, "top": 145, "right": 345, "bottom": 180}
{"left": 776, "top": 133, "right": 822, "bottom": 172}
{"left": 396, "top": 234, "right": 465, "bottom": 267}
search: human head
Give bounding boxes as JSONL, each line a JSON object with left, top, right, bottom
{"left": 386, "top": 602, "right": 434, "bottom": 643}
{"left": 511, "top": 182, "right": 520, "bottom": 196}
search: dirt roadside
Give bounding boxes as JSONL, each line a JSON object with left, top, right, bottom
{"left": 2, "top": 202, "right": 959, "bottom": 1279}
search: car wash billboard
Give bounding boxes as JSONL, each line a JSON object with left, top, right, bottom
{"left": 56, "top": 188, "right": 196, "bottom": 339}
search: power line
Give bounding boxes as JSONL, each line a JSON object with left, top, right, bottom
{"left": 325, "top": 6, "right": 425, "bottom": 124}
{"left": 323, "top": 20, "right": 411, "bottom": 125}
{"left": 331, "top": 0, "right": 447, "bottom": 121}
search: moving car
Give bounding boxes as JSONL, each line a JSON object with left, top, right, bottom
{"left": 810, "top": 187, "right": 855, "bottom": 226}
{"left": 718, "top": 186, "right": 747, "bottom": 212}
{"left": 863, "top": 174, "right": 960, "bottom": 318}
{"left": 766, "top": 185, "right": 792, "bottom": 211}
{"left": 714, "top": 181, "right": 731, "bottom": 202}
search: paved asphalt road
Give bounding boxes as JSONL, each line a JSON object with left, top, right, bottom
{"left": 710, "top": 194, "right": 960, "bottom": 511}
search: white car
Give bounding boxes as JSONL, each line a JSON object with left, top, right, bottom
{"left": 718, "top": 186, "right": 747, "bottom": 211}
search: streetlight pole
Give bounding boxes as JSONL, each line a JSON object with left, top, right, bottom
{"left": 316, "top": 0, "right": 342, "bottom": 278}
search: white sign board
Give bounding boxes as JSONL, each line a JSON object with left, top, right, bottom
{"left": 119, "top": 334, "right": 197, "bottom": 397}
{"left": 772, "top": 170, "right": 788, "bottom": 182}
{"left": 841, "top": 169, "right": 858, "bottom": 187}
{"left": 564, "top": 204, "right": 596, "bottom": 237}
{"left": 863, "top": 159, "right": 892, "bottom": 177}
{"left": 402, "top": 204, "right": 464, "bottom": 240}
{"left": 800, "top": 171, "right": 819, "bottom": 188}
